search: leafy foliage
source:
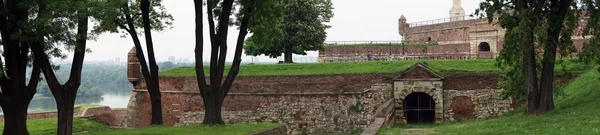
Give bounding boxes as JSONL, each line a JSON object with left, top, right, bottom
{"left": 90, "top": 0, "right": 173, "bottom": 37}
{"left": 243, "top": 0, "right": 333, "bottom": 58}
{"left": 579, "top": 1, "right": 600, "bottom": 73}
{"left": 476, "top": 0, "right": 580, "bottom": 110}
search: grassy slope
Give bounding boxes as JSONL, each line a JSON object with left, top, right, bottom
{"left": 378, "top": 68, "right": 600, "bottom": 135}
{"left": 160, "top": 59, "right": 587, "bottom": 77}
{"left": 78, "top": 123, "right": 279, "bottom": 135}
{"left": 0, "top": 118, "right": 109, "bottom": 135}
{"left": 0, "top": 118, "right": 277, "bottom": 135}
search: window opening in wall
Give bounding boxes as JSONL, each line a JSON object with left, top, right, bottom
{"left": 479, "top": 42, "right": 491, "bottom": 52}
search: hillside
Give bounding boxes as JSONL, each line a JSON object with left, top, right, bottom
{"left": 378, "top": 68, "right": 600, "bottom": 134}
{"left": 159, "top": 59, "right": 587, "bottom": 76}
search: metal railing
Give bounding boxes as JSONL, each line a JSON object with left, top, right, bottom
{"left": 407, "top": 15, "right": 478, "bottom": 27}
{"left": 324, "top": 41, "right": 403, "bottom": 46}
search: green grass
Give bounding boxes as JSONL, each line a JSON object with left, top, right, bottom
{"left": 160, "top": 59, "right": 589, "bottom": 77}
{"left": 0, "top": 118, "right": 109, "bottom": 135}
{"left": 326, "top": 42, "right": 439, "bottom": 47}
{"left": 378, "top": 68, "right": 600, "bottom": 135}
{"left": 78, "top": 123, "right": 279, "bottom": 135}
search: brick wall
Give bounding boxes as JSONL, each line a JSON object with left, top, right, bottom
{"left": 123, "top": 73, "right": 396, "bottom": 133}
{"left": 0, "top": 111, "right": 58, "bottom": 121}
{"left": 124, "top": 79, "right": 393, "bottom": 134}
{"left": 403, "top": 19, "right": 482, "bottom": 43}
{"left": 443, "top": 89, "right": 513, "bottom": 121}
{"left": 321, "top": 44, "right": 470, "bottom": 56}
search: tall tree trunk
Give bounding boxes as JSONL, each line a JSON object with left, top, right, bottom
{"left": 0, "top": 1, "right": 39, "bottom": 134}
{"left": 284, "top": 41, "right": 293, "bottom": 63}
{"left": 194, "top": 0, "right": 253, "bottom": 125}
{"left": 201, "top": 91, "right": 225, "bottom": 124}
{"left": 141, "top": 0, "right": 163, "bottom": 125}
{"left": 148, "top": 84, "right": 163, "bottom": 124}
{"left": 55, "top": 90, "right": 77, "bottom": 135}
{"left": 2, "top": 93, "right": 34, "bottom": 135}
{"left": 524, "top": 47, "right": 539, "bottom": 114}
{"left": 121, "top": 1, "right": 163, "bottom": 125}
{"left": 537, "top": 0, "right": 570, "bottom": 113}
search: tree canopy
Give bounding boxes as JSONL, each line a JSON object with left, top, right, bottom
{"left": 242, "top": 0, "right": 333, "bottom": 63}
{"left": 477, "top": 0, "right": 579, "bottom": 114}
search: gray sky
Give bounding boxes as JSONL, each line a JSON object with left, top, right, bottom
{"left": 81, "top": 0, "right": 482, "bottom": 63}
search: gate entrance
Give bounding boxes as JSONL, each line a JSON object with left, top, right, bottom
{"left": 403, "top": 92, "right": 435, "bottom": 124}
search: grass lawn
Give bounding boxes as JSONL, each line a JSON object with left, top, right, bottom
{"left": 78, "top": 123, "right": 279, "bottom": 135}
{"left": 0, "top": 118, "right": 278, "bottom": 135}
{"left": 378, "top": 68, "right": 600, "bottom": 135}
{"left": 0, "top": 118, "right": 109, "bottom": 135}
{"left": 160, "top": 59, "right": 589, "bottom": 76}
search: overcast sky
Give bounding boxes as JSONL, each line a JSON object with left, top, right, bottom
{"left": 81, "top": 0, "right": 483, "bottom": 63}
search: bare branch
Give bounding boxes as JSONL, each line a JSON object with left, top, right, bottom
{"left": 65, "top": 14, "right": 89, "bottom": 88}
{"left": 31, "top": 43, "right": 63, "bottom": 92}
{"left": 194, "top": 0, "right": 208, "bottom": 91}
{"left": 27, "top": 59, "right": 41, "bottom": 93}
{"left": 222, "top": 0, "right": 254, "bottom": 99}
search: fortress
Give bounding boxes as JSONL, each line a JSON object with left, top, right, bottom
{"left": 318, "top": 0, "right": 587, "bottom": 63}
{"left": 117, "top": 1, "right": 582, "bottom": 134}
{"left": 120, "top": 48, "right": 534, "bottom": 134}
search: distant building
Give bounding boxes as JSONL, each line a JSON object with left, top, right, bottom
{"left": 318, "top": 0, "right": 588, "bottom": 63}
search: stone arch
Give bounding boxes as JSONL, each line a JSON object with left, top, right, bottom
{"left": 402, "top": 92, "right": 435, "bottom": 123}
{"left": 479, "top": 42, "right": 491, "bottom": 52}
{"left": 396, "top": 87, "right": 443, "bottom": 123}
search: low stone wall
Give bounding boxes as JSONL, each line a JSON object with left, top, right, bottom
{"left": 318, "top": 53, "right": 472, "bottom": 63}
{"left": 123, "top": 73, "right": 395, "bottom": 129}
{"left": 443, "top": 89, "right": 513, "bottom": 121}
{"left": 320, "top": 44, "right": 470, "bottom": 57}
{"left": 0, "top": 111, "right": 58, "bottom": 121}
{"left": 173, "top": 83, "right": 392, "bottom": 134}
{"left": 249, "top": 125, "right": 287, "bottom": 135}
{"left": 80, "top": 106, "right": 123, "bottom": 126}
{"left": 0, "top": 106, "right": 124, "bottom": 126}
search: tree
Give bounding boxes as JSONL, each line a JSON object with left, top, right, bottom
{"left": 92, "top": 0, "right": 173, "bottom": 125}
{"left": 0, "top": 0, "right": 68, "bottom": 134}
{"left": 194, "top": 0, "right": 276, "bottom": 124}
{"left": 579, "top": 1, "right": 600, "bottom": 67}
{"left": 477, "top": 0, "right": 579, "bottom": 114}
{"left": 243, "top": 0, "right": 333, "bottom": 63}
{"left": 29, "top": 0, "right": 94, "bottom": 134}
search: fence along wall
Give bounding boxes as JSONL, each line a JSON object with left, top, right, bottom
{"left": 319, "top": 44, "right": 472, "bottom": 62}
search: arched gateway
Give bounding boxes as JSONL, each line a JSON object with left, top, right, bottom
{"left": 393, "top": 63, "right": 444, "bottom": 124}
{"left": 403, "top": 92, "right": 436, "bottom": 123}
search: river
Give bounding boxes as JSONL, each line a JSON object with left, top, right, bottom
{"left": 0, "top": 92, "right": 131, "bottom": 113}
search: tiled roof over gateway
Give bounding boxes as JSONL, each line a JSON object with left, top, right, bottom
{"left": 394, "top": 63, "right": 443, "bottom": 80}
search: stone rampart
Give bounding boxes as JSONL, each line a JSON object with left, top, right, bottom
{"left": 123, "top": 73, "right": 395, "bottom": 134}
{"left": 443, "top": 89, "right": 512, "bottom": 121}
{"left": 403, "top": 19, "right": 482, "bottom": 43}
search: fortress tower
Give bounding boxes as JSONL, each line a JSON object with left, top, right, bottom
{"left": 449, "top": 0, "right": 465, "bottom": 21}
{"left": 398, "top": 15, "right": 408, "bottom": 35}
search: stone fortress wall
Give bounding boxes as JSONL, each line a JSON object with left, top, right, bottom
{"left": 123, "top": 72, "right": 517, "bottom": 134}
{"left": 318, "top": 0, "right": 589, "bottom": 63}
{"left": 124, "top": 73, "right": 395, "bottom": 134}
{"left": 123, "top": 50, "right": 526, "bottom": 134}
